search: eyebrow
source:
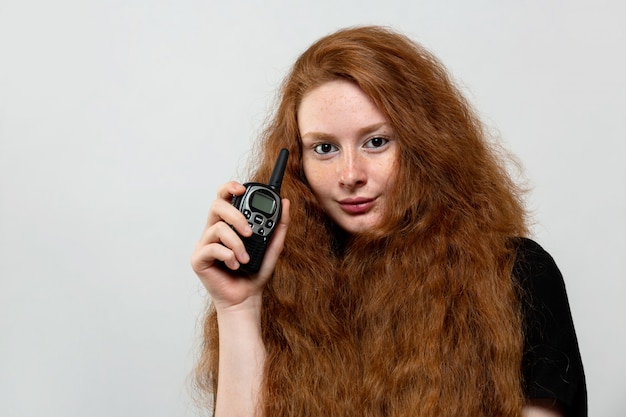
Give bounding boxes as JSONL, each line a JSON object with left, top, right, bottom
{"left": 300, "top": 122, "right": 391, "bottom": 142}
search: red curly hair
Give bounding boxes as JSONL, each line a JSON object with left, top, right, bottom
{"left": 196, "top": 26, "right": 528, "bottom": 417}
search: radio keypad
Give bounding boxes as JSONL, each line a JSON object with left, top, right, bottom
{"left": 250, "top": 212, "right": 271, "bottom": 237}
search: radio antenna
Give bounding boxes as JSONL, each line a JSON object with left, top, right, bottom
{"left": 268, "top": 148, "right": 289, "bottom": 194}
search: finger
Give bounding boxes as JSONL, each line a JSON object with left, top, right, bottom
{"left": 204, "top": 196, "right": 253, "bottom": 245}
{"left": 206, "top": 181, "right": 247, "bottom": 227}
{"left": 197, "top": 221, "right": 251, "bottom": 264}
{"left": 191, "top": 241, "right": 241, "bottom": 272}
{"left": 204, "top": 199, "right": 253, "bottom": 240}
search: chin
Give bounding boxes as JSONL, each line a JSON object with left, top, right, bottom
{"left": 336, "top": 217, "right": 381, "bottom": 235}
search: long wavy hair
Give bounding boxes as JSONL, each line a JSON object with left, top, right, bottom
{"left": 196, "top": 25, "right": 528, "bottom": 417}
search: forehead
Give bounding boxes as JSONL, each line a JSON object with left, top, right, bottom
{"left": 298, "top": 80, "right": 389, "bottom": 134}
{"left": 300, "top": 80, "right": 375, "bottom": 110}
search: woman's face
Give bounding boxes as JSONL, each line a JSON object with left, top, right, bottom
{"left": 297, "top": 80, "right": 398, "bottom": 234}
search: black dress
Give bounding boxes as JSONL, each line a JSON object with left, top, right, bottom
{"left": 514, "top": 238, "right": 587, "bottom": 417}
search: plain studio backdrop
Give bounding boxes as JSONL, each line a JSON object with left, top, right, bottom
{"left": 1, "top": 1, "right": 624, "bottom": 416}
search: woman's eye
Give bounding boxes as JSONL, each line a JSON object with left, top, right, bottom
{"left": 365, "top": 137, "right": 388, "bottom": 148}
{"left": 313, "top": 143, "right": 338, "bottom": 154}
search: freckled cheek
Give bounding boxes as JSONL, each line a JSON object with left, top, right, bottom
{"left": 303, "top": 164, "right": 336, "bottom": 204}
{"left": 382, "top": 156, "right": 400, "bottom": 187}
{"left": 303, "top": 163, "right": 325, "bottom": 192}
{"left": 369, "top": 159, "right": 395, "bottom": 184}
{"left": 384, "top": 167, "right": 398, "bottom": 187}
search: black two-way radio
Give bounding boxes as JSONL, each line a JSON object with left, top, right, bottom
{"left": 231, "top": 148, "right": 289, "bottom": 273}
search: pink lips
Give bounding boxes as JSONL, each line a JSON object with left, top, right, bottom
{"left": 338, "top": 197, "right": 375, "bottom": 214}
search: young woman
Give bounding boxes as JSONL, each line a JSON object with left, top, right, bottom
{"left": 191, "top": 26, "right": 586, "bottom": 417}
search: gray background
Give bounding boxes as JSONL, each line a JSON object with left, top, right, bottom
{"left": 1, "top": 1, "right": 624, "bottom": 416}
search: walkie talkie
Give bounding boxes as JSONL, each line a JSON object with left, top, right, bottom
{"left": 231, "top": 148, "right": 289, "bottom": 274}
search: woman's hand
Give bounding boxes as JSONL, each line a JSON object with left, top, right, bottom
{"left": 190, "top": 181, "right": 290, "bottom": 312}
{"left": 191, "top": 181, "right": 288, "bottom": 416}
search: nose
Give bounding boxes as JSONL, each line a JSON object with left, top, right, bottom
{"left": 338, "top": 150, "right": 367, "bottom": 189}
